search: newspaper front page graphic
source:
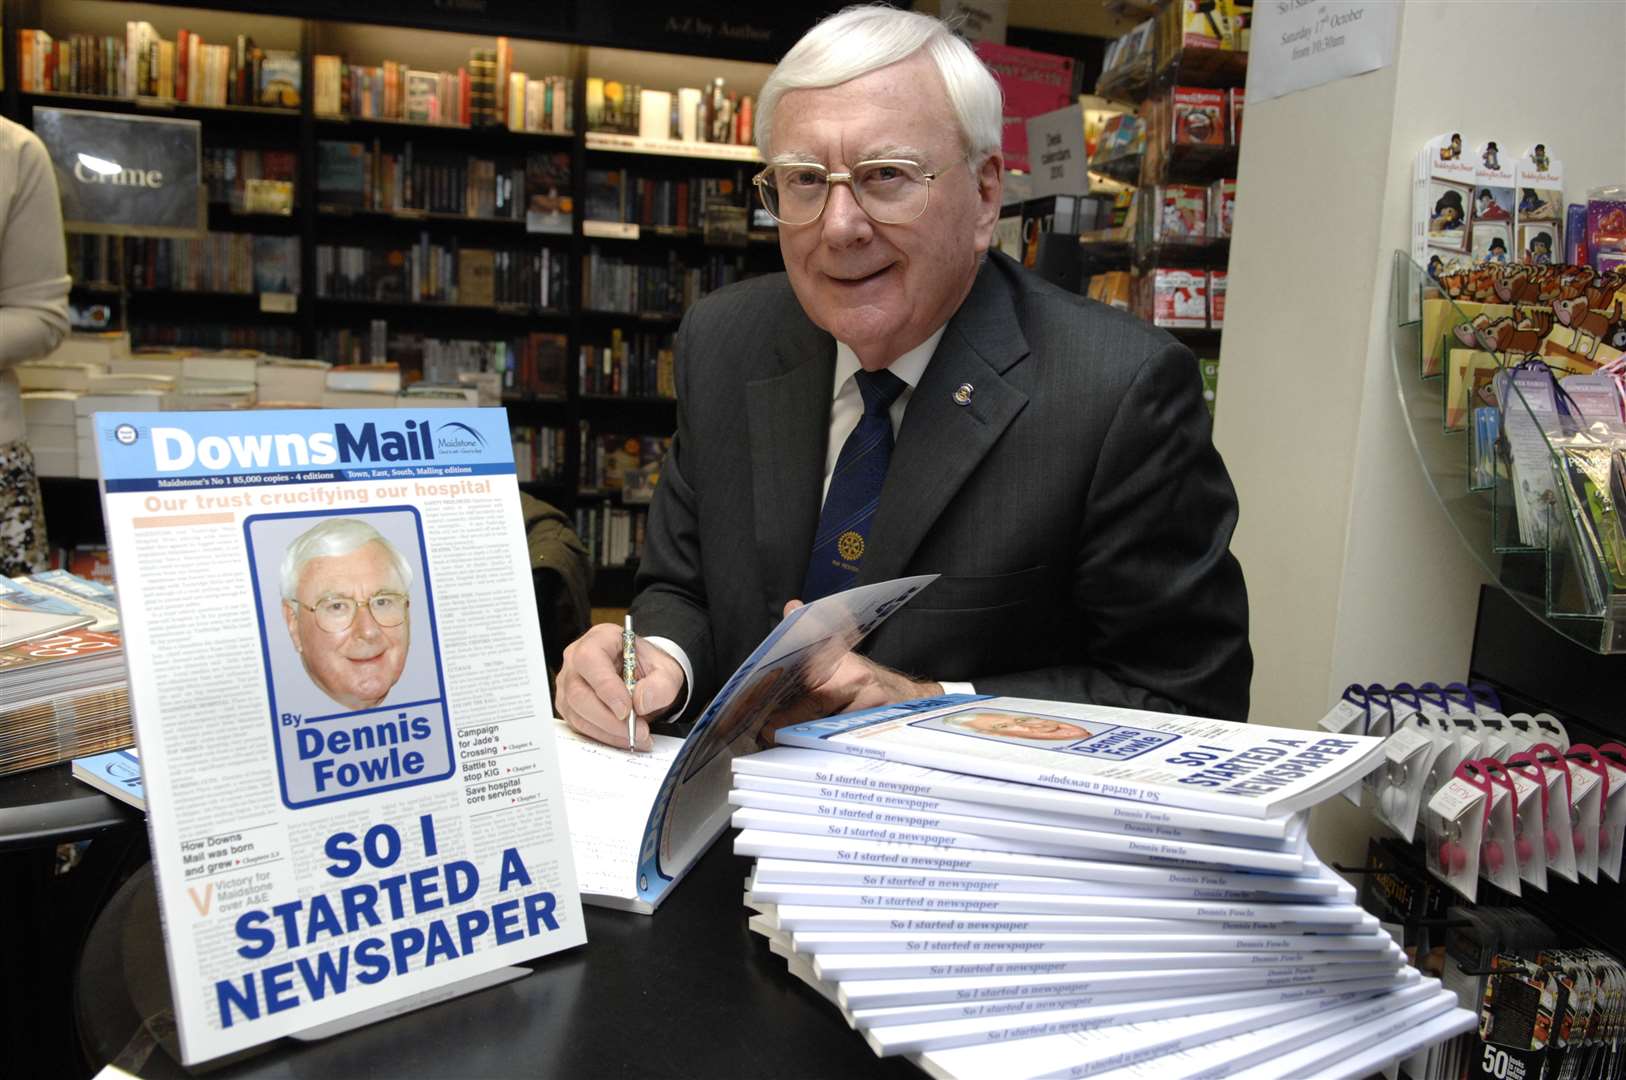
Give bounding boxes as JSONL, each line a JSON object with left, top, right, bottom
{"left": 95, "top": 408, "right": 586, "bottom": 1064}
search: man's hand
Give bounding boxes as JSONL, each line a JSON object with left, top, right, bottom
{"left": 556, "top": 622, "right": 686, "bottom": 751}
{"left": 762, "top": 600, "right": 943, "bottom": 742}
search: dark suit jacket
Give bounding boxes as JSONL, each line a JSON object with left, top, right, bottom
{"left": 631, "top": 250, "right": 1252, "bottom": 722}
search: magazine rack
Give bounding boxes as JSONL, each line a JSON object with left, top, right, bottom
{"left": 1389, "top": 250, "right": 1626, "bottom": 654}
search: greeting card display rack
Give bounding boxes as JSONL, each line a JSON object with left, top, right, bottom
{"left": 1389, "top": 250, "right": 1625, "bottom": 654}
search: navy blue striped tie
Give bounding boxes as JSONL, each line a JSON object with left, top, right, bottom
{"left": 802, "top": 368, "right": 907, "bottom": 602}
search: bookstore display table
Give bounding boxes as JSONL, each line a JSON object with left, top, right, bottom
{"left": 76, "top": 831, "right": 921, "bottom": 1078}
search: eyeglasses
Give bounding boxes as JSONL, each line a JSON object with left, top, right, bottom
{"left": 752, "top": 158, "right": 950, "bottom": 226}
{"left": 291, "top": 592, "right": 409, "bottom": 633}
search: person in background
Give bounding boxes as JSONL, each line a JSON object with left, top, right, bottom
{"left": 0, "top": 116, "right": 71, "bottom": 576}
{"left": 557, "top": 6, "right": 1250, "bottom": 750}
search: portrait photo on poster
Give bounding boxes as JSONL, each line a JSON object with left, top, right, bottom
{"left": 913, "top": 707, "right": 1180, "bottom": 760}
{"left": 244, "top": 506, "right": 456, "bottom": 809}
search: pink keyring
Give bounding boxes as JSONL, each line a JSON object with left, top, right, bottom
{"left": 1531, "top": 742, "right": 1586, "bottom": 856}
{"left": 1567, "top": 745, "right": 1612, "bottom": 854}
{"left": 1506, "top": 751, "right": 1560, "bottom": 860}
{"left": 1478, "top": 759, "right": 1517, "bottom": 873}
{"left": 1440, "top": 760, "right": 1496, "bottom": 875}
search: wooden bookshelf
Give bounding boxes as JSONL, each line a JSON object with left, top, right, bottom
{"left": 3, "top": 0, "right": 784, "bottom": 602}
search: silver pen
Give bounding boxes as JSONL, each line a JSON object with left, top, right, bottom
{"left": 622, "top": 614, "right": 637, "bottom": 750}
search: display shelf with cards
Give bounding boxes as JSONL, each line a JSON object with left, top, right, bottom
{"left": 1390, "top": 250, "right": 1626, "bottom": 654}
{"left": 1084, "top": 3, "right": 1244, "bottom": 415}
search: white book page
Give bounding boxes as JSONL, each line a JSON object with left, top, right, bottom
{"left": 733, "top": 747, "right": 1297, "bottom": 839}
{"left": 790, "top": 929, "right": 1396, "bottom": 956}
{"left": 1086, "top": 982, "right": 1440, "bottom": 1079}
{"left": 732, "top": 829, "right": 1341, "bottom": 897}
{"left": 912, "top": 976, "right": 1412, "bottom": 1078}
{"left": 553, "top": 720, "right": 682, "bottom": 900}
{"left": 1229, "top": 990, "right": 1471, "bottom": 1080}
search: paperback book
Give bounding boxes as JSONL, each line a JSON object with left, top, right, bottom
{"left": 773, "top": 695, "right": 1385, "bottom": 818}
{"left": 555, "top": 574, "right": 933, "bottom": 913}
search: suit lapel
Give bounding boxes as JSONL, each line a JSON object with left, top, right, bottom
{"left": 860, "top": 257, "right": 1031, "bottom": 585}
{"left": 747, "top": 312, "right": 835, "bottom": 612}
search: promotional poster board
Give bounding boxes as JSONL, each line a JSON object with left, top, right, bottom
{"left": 94, "top": 408, "right": 585, "bottom": 1063}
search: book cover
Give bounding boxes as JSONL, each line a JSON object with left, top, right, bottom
{"left": 774, "top": 696, "right": 1385, "bottom": 819}
{"left": 72, "top": 747, "right": 144, "bottom": 809}
{"left": 0, "top": 595, "right": 93, "bottom": 647}
{"left": 316, "top": 141, "right": 367, "bottom": 208}
{"left": 258, "top": 49, "right": 299, "bottom": 108}
{"left": 405, "top": 69, "right": 438, "bottom": 123}
{"left": 553, "top": 575, "right": 934, "bottom": 914}
{"left": 92, "top": 406, "right": 586, "bottom": 1063}
{"left": 525, "top": 152, "right": 572, "bottom": 235}
{"left": 252, "top": 236, "right": 300, "bottom": 295}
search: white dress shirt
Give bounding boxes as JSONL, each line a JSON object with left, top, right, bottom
{"left": 646, "top": 326, "right": 973, "bottom": 719}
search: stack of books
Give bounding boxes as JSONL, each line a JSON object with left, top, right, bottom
{"left": 0, "top": 572, "right": 130, "bottom": 778}
{"left": 731, "top": 695, "right": 1477, "bottom": 1078}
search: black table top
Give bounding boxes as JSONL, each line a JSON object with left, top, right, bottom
{"left": 0, "top": 762, "right": 142, "bottom": 853}
{"left": 77, "top": 832, "right": 923, "bottom": 1079}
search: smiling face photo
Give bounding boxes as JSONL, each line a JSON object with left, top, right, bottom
{"left": 951, "top": 711, "right": 1093, "bottom": 741}
{"left": 280, "top": 518, "right": 414, "bottom": 712}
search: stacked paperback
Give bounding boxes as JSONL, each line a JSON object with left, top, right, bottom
{"left": 0, "top": 572, "right": 129, "bottom": 776}
{"left": 732, "top": 696, "right": 1477, "bottom": 1078}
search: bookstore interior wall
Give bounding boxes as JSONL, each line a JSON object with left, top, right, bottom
{"left": 1212, "top": 0, "right": 1626, "bottom": 867}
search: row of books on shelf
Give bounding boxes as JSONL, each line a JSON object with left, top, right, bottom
{"left": 0, "top": 571, "right": 129, "bottom": 778}
{"left": 580, "top": 330, "right": 676, "bottom": 400}
{"left": 317, "top": 142, "right": 571, "bottom": 226}
{"left": 573, "top": 505, "right": 648, "bottom": 569}
{"left": 580, "top": 247, "right": 749, "bottom": 317}
{"left": 16, "top": 26, "right": 300, "bottom": 108}
{"left": 413, "top": 331, "right": 566, "bottom": 395}
{"left": 127, "top": 323, "right": 299, "bottom": 355}
{"left": 585, "top": 169, "right": 749, "bottom": 231}
{"left": 312, "top": 325, "right": 560, "bottom": 401}
{"left": 512, "top": 425, "right": 568, "bottom": 486}
{"left": 315, "top": 241, "right": 568, "bottom": 310}
{"left": 203, "top": 147, "right": 298, "bottom": 212}
{"left": 311, "top": 39, "right": 569, "bottom": 133}
{"left": 587, "top": 77, "right": 753, "bottom": 146}
{"left": 68, "top": 233, "right": 300, "bottom": 297}
{"left": 579, "top": 430, "right": 672, "bottom": 501}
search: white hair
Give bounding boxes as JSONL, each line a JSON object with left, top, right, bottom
{"left": 280, "top": 517, "right": 413, "bottom": 601}
{"left": 755, "top": 4, "right": 1004, "bottom": 161}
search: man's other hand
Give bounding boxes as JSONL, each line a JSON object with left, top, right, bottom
{"left": 762, "top": 600, "right": 943, "bottom": 743}
{"left": 556, "top": 623, "right": 685, "bottom": 751}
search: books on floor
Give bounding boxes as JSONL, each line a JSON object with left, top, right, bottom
{"left": 731, "top": 696, "right": 1476, "bottom": 1077}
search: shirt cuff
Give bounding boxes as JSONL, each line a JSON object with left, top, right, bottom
{"left": 641, "top": 635, "right": 694, "bottom": 719}
{"left": 938, "top": 680, "right": 976, "bottom": 697}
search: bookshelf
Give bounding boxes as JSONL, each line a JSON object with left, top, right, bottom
{"left": 2, "top": 0, "right": 784, "bottom": 604}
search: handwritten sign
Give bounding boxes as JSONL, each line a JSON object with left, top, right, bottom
{"left": 1248, "top": 0, "right": 1400, "bottom": 104}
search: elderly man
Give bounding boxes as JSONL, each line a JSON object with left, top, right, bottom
{"left": 558, "top": 6, "right": 1250, "bottom": 751}
{"left": 281, "top": 517, "right": 413, "bottom": 713}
